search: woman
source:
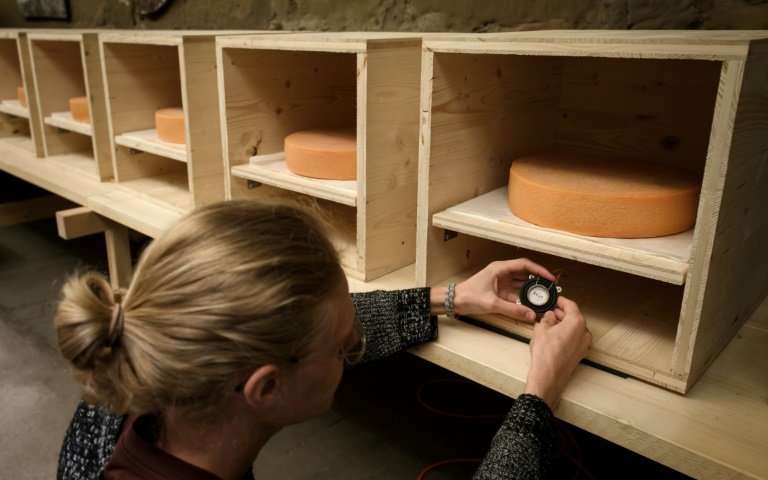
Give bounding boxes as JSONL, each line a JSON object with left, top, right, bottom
{"left": 55, "top": 200, "right": 591, "bottom": 480}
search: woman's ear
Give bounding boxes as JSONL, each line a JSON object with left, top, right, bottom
{"left": 242, "top": 364, "right": 281, "bottom": 410}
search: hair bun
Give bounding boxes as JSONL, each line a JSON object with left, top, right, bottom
{"left": 55, "top": 272, "right": 122, "bottom": 371}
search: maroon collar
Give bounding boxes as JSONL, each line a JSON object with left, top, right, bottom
{"left": 104, "top": 415, "right": 222, "bottom": 480}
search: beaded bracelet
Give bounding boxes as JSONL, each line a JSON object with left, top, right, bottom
{"left": 445, "top": 283, "right": 456, "bottom": 319}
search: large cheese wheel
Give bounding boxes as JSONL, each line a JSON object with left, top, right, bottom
{"left": 155, "top": 108, "right": 185, "bottom": 144}
{"left": 17, "top": 86, "right": 26, "bottom": 108}
{"left": 507, "top": 153, "right": 701, "bottom": 238}
{"left": 284, "top": 129, "right": 356, "bottom": 180}
{"left": 69, "top": 96, "right": 90, "bottom": 123}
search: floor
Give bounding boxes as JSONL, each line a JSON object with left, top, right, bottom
{"left": 0, "top": 216, "right": 691, "bottom": 479}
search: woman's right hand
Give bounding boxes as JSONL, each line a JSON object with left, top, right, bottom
{"left": 524, "top": 296, "right": 591, "bottom": 410}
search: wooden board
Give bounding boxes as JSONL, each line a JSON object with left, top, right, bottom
{"left": 232, "top": 154, "right": 357, "bottom": 207}
{"left": 179, "top": 35, "right": 226, "bottom": 206}
{"left": 44, "top": 111, "right": 92, "bottom": 136}
{"left": 677, "top": 40, "right": 768, "bottom": 389}
{"left": 433, "top": 187, "right": 692, "bottom": 285}
{"left": 114, "top": 129, "right": 187, "bottom": 163}
{"left": 0, "top": 100, "right": 29, "bottom": 118}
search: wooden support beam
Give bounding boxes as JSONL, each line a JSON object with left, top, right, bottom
{"left": 105, "top": 224, "right": 133, "bottom": 290}
{"left": 56, "top": 206, "right": 134, "bottom": 289}
{"left": 55, "top": 206, "right": 109, "bottom": 239}
{"left": 0, "top": 195, "right": 74, "bottom": 226}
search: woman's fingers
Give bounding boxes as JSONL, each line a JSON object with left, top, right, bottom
{"left": 492, "top": 258, "right": 556, "bottom": 282}
{"left": 492, "top": 298, "right": 536, "bottom": 322}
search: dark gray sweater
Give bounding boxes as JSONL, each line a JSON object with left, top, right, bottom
{"left": 57, "top": 288, "right": 556, "bottom": 480}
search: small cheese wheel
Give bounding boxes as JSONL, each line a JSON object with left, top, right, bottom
{"left": 155, "top": 108, "right": 185, "bottom": 144}
{"left": 69, "top": 96, "right": 90, "bottom": 123}
{"left": 17, "top": 86, "right": 26, "bottom": 108}
{"left": 285, "top": 129, "right": 356, "bottom": 180}
{"left": 507, "top": 153, "right": 701, "bottom": 238}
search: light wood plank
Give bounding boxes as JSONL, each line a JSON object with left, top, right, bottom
{"left": 433, "top": 187, "right": 692, "bottom": 285}
{"left": 44, "top": 111, "right": 92, "bottom": 136}
{"left": 0, "top": 195, "right": 74, "bottom": 226}
{"left": 231, "top": 154, "right": 358, "bottom": 207}
{"left": 105, "top": 224, "right": 133, "bottom": 289}
{"left": 0, "top": 100, "right": 28, "bottom": 118}
{"left": 114, "top": 129, "right": 187, "bottom": 163}
{"left": 55, "top": 206, "right": 108, "bottom": 239}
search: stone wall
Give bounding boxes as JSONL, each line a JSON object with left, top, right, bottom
{"left": 1, "top": 0, "right": 767, "bottom": 30}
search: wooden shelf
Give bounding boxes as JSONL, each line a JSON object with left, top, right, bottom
{"left": 114, "top": 129, "right": 187, "bottom": 163}
{"left": 0, "top": 99, "right": 29, "bottom": 119}
{"left": 433, "top": 187, "right": 692, "bottom": 285}
{"left": 231, "top": 153, "right": 358, "bottom": 207}
{"left": 44, "top": 111, "right": 92, "bottom": 136}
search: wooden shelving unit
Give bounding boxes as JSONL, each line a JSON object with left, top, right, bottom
{"left": 28, "top": 32, "right": 112, "bottom": 180}
{"left": 99, "top": 31, "right": 228, "bottom": 211}
{"left": 0, "top": 31, "right": 42, "bottom": 156}
{"left": 417, "top": 32, "right": 768, "bottom": 393}
{"left": 218, "top": 33, "right": 424, "bottom": 281}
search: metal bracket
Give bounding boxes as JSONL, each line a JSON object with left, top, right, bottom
{"left": 443, "top": 229, "right": 458, "bottom": 242}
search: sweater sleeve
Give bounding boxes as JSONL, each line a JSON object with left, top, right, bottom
{"left": 474, "top": 394, "right": 557, "bottom": 480}
{"left": 351, "top": 288, "right": 437, "bottom": 364}
{"left": 57, "top": 400, "right": 125, "bottom": 480}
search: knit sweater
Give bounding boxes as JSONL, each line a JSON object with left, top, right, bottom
{"left": 57, "top": 288, "right": 556, "bottom": 480}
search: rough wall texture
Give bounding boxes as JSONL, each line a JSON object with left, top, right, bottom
{"left": 1, "top": 0, "right": 767, "bottom": 30}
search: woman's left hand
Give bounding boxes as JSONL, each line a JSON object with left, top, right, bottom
{"left": 454, "top": 258, "right": 556, "bottom": 323}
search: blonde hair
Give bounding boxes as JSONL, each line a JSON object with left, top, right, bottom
{"left": 54, "top": 200, "right": 343, "bottom": 419}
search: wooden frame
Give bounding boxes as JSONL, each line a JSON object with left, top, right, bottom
{"left": 217, "top": 33, "right": 423, "bottom": 281}
{"left": 416, "top": 31, "right": 768, "bottom": 393}
{"left": 0, "top": 31, "right": 44, "bottom": 156}
{"left": 28, "top": 32, "right": 114, "bottom": 181}
{"left": 98, "top": 31, "right": 229, "bottom": 213}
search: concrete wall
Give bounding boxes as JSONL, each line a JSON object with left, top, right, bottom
{"left": 1, "top": 0, "right": 767, "bottom": 30}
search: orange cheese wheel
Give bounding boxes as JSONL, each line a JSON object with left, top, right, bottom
{"left": 17, "top": 86, "right": 26, "bottom": 108}
{"left": 285, "top": 129, "right": 356, "bottom": 180}
{"left": 507, "top": 153, "right": 701, "bottom": 238}
{"left": 155, "top": 108, "right": 185, "bottom": 144}
{"left": 69, "top": 96, "right": 90, "bottom": 123}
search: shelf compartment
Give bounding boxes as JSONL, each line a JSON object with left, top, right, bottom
{"left": 0, "top": 99, "right": 29, "bottom": 119}
{"left": 28, "top": 35, "right": 96, "bottom": 165}
{"left": 44, "top": 111, "right": 93, "bottom": 136}
{"left": 0, "top": 34, "right": 41, "bottom": 152}
{"left": 444, "top": 245, "right": 684, "bottom": 389}
{"left": 100, "top": 32, "right": 226, "bottom": 208}
{"left": 418, "top": 33, "right": 768, "bottom": 393}
{"left": 218, "top": 33, "right": 422, "bottom": 281}
{"left": 114, "top": 129, "right": 187, "bottom": 163}
{"left": 230, "top": 175, "right": 361, "bottom": 278}
{"left": 433, "top": 187, "right": 692, "bottom": 285}
{"left": 231, "top": 152, "right": 357, "bottom": 207}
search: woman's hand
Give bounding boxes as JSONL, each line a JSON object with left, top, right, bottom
{"left": 455, "top": 258, "right": 556, "bottom": 322}
{"left": 524, "top": 296, "right": 591, "bottom": 410}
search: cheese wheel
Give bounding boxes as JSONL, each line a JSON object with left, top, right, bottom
{"left": 69, "top": 96, "right": 90, "bottom": 123}
{"left": 155, "top": 108, "right": 185, "bottom": 144}
{"left": 507, "top": 153, "right": 701, "bottom": 238}
{"left": 285, "top": 129, "right": 356, "bottom": 180}
{"left": 17, "top": 86, "right": 26, "bottom": 108}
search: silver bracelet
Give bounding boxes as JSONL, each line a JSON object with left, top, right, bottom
{"left": 445, "top": 283, "right": 456, "bottom": 319}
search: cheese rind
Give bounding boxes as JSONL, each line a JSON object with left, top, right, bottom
{"left": 69, "top": 96, "right": 90, "bottom": 123}
{"left": 155, "top": 108, "right": 185, "bottom": 144}
{"left": 17, "top": 86, "right": 26, "bottom": 108}
{"left": 285, "top": 129, "right": 356, "bottom": 181}
{"left": 507, "top": 153, "right": 701, "bottom": 238}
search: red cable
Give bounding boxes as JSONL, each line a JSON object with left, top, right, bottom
{"left": 416, "top": 458, "right": 482, "bottom": 480}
